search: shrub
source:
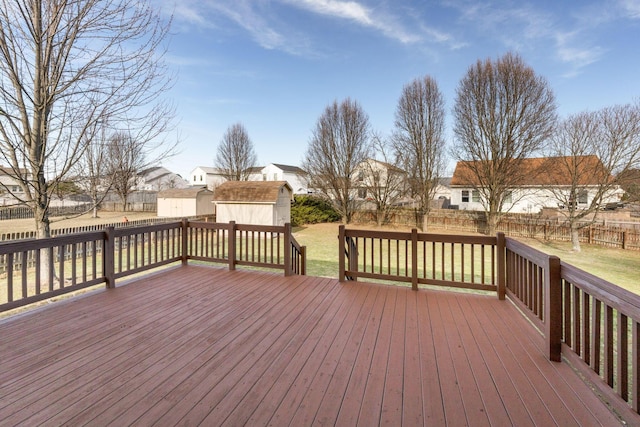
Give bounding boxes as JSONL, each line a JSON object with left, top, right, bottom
{"left": 291, "top": 195, "right": 341, "bottom": 226}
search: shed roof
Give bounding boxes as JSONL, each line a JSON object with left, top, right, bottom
{"left": 214, "top": 181, "right": 292, "bottom": 203}
{"left": 451, "top": 155, "right": 611, "bottom": 187}
{"left": 157, "top": 187, "right": 212, "bottom": 198}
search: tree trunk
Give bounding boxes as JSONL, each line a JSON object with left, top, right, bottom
{"left": 485, "top": 212, "right": 498, "bottom": 235}
{"left": 570, "top": 226, "right": 582, "bottom": 252}
{"left": 34, "top": 196, "right": 55, "bottom": 286}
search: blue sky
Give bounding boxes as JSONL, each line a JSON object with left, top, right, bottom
{"left": 158, "top": 0, "right": 640, "bottom": 178}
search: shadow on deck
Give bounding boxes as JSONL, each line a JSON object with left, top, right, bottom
{"left": 0, "top": 265, "right": 627, "bottom": 426}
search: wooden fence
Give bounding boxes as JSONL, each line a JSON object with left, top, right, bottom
{"left": 423, "top": 211, "right": 640, "bottom": 250}
{"left": 0, "top": 204, "right": 91, "bottom": 220}
{"left": 0, "top": 220, "right": 306, "bottom": 313}
{"left": 0, "top": 216, "right": 209, "bottom": 242}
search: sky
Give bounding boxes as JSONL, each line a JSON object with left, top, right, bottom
{"left": 157, "top": 0, "right": 640, "bottom": 178}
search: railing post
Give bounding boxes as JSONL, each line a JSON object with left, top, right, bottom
{"left": 104, "top": 226, "right": 115, "bottom": 289}
{"left": 284, "top": 223, "right": 292, "bottom": 277}
{"left": 181, "top": 218, "right": 188, "bottom": 266}
{"left": 496, "top": 232, "right": 506, "bottom": 300}
{"left": 411, "top": 228, "right": 418, "bottom": 291}
{"left": 300, "top": 246, "right": 307, "bottom": 276}
{"left": 228, "top": 221, "right": 236, "bottom": 271}
{"left": 545, "top": 255, "right": 562, "bottom": 362}
{"left": 338, "top": 225, "right": 346, "bottom": 282}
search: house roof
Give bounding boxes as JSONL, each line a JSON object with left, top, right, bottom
{"left": 450, "top": 155, "right": 610, "bottom": 187}
{"left": 213, "top": 181, "right": 292, "bottom": 203}
{"left": 192, "top": 166, "right": 225, "bottom": 175}
{"left": 0, "top": 166, "right": 28, "bottom": 176}
{"left": 157, "top": 187, "right": 212, "bottom": 198}
{"left": 270, "top": 163, "right": 307, "bottom": 174}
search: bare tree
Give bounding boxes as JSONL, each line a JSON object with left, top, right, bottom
{"left": 547, "top": 103, "right": 640, "bottom": 251}
{"left": 303, "top": 98, "right": 371, "bottom": 224}
{"left": 392, "top": 75, "right": 446, "bottom": 229}
{"left": 0, "top": 0, "right": 175, "bottom": 239}
{"left": 106, "top": 132, "right": 146, "bottom": 211}
{"left": 74, "top": 123, "right": 117, "bottom": 218}
{"left": 452, "top": 52, "right": 557, "bottom": 234}
{"left": 359, "top": 136, "right": 407, "bottom": 226}
{"left": 215, "top": 123, "right": 258, "bottom": 181}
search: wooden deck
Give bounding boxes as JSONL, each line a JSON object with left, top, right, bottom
{"left": 0, "top": 265, "right": 625, "bottom": 426}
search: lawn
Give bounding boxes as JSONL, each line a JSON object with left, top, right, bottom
{"left": 0, "top": 211, "right": 157, "bottom": 235}
{"left": 293, "top": 222, "right": 640, "bottom": 294}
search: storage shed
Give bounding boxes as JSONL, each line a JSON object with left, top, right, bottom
{"left": 214, "top": 181, "right": 292, "bottom": 226}
{"left": 157, "top": 187, "right": 214, "bottom": 217}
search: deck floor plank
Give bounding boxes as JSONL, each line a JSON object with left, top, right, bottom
{"left": 0, "top": 265, "right": 631, "bottom": 426}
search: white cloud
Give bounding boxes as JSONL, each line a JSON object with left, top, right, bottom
{"left": 620, "top": 0, "right": 640, "bottom": 18}
{"left": 554, "top": 31, "right": 606, "bottom": 77}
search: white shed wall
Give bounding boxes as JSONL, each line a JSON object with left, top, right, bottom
{"left": 216, "top": 203, "right": 274, "bottom": 225}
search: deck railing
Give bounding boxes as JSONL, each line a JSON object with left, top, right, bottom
{"left": 0, "top": 220, "right": 305, "bottom": 313}
{"left": 338, "top": 226, "right": 505, "bottom": 296}
{"left": 339, "top": 225, "right": 640, "bottom": 418}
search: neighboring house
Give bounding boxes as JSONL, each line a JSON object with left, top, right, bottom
{"left": 433, "top": 177, "right": 452, "bottom": 209}
{"left": 157, "top": 187, "right": 214, "bottom": 217}
{"left": 247, "top": 164, "right": 309, "bottom": 194}
{"left": 189, "top": 167, "right": 227, "bottom": 191}
{"left": 352, "top": 159, "right": 408, "bottom": 205}
{"left": 450, "top": 156, "right": 623, "bottom": 214}
{"left": 214, "top": 181, "right": 292, "bottom": 226}
{"left": 136, "top": 166, "right": 189, "bottom": 192}
{"left": 0, "top": 166, "right": 29, "bottom": 195}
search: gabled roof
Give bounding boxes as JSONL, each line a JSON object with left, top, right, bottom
{"left": 213, "top": 181, "right": 292, "bottom": 203}
{"left": 157, "top": 187, "right": 212, "bottom": 198}
{"left": 270, "top": 164, "right": 307, "bottom": 174}
{"left": 0, "top": 166, "right": 29, "bottom": 176}
{"left": 451, "top": 155, "right": 610, "bottom": 187}
{"left": 360, "top": 158, "right": 405, "bottom": 174}
{"left": 192, "top": 166, "right": 225, "bottom": 175}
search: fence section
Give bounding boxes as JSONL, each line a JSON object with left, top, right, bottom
{"left": 338, "top": 226, "right": 504, "bottom": 294}
{"left": 0, "top": 221, "right": 305, "bottom": 313}
{"left": 424, "top": 211, "right": 640, "bottom": 250}
{"left": 0, "top": 204, "right": 91, "bottom": 221}
{"left": 184, "top": 221, "right": 306, "bottom": 276}
{"left": 504, "top": 235, "right": 640, "bottom": 420}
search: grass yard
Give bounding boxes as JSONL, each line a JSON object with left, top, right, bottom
{"left": 0, "top": 211, "right": 158, "bottom": 235}
{"left": 293, "top": 222, "right": 640, "bottom": 294}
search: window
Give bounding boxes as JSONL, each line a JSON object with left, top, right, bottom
{"left": 357, "top": 172, "right": 364, "bottom": 182}
{"left": 503, "top": 191, "right": 512, "bottom": 204}
{"left": 273, "top": 173, "right": 278, "bottom": 180}
{"left": 578, "top": 190, "right": 588, "bottom": 204}
{"left": 199, "top": 175, "right": 203, "bottom": 181}
{"left": 262, "top": 174, "right": 267, "bottom": 181}
{"left": 193, "top": 175, "right": 196, "bottom": 182}
{"left": 472, "top": 190, "right": 481, "bottom": 203}
{"left": 461, "top": 190, "right": 469, "bottom": 203}
{"left": 358, "top": 188, "right": 367, "bottom": 199}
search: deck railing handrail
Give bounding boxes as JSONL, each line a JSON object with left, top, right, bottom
{"left": 338, "top": 226, "right": 505, "bottom": 296}
{"left": 0, "top": 220, "right": 305, "bottom": 313}
{"left": 339, "top": 226, "right": 640, "bottom": 418}
{"left": 502, "top": 234, "right": 640, "bottom": 417}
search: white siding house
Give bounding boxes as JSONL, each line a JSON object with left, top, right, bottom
{"left": 0, "top": 168, "right": 25, "bottom": 192}
{"left": 189, "top": 167, "right": 227, "bottom": 191}
{"left": 214, "top": 181, "right": 292, "bottom": 226}
{"left": 450, "top": 156, "right": 623, "bottom": 214}
{"left": 135, "top": 167, "right": 189, "bottom": 191}
{"left": 247, "top": 164, "right": 309, "bottom": 194}
{"left": 157, "top": 187, "right": 214, "bottom": 217}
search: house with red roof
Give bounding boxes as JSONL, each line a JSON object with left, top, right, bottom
{"left": 450, "top": 155, "right": 624, "bottom": 214}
